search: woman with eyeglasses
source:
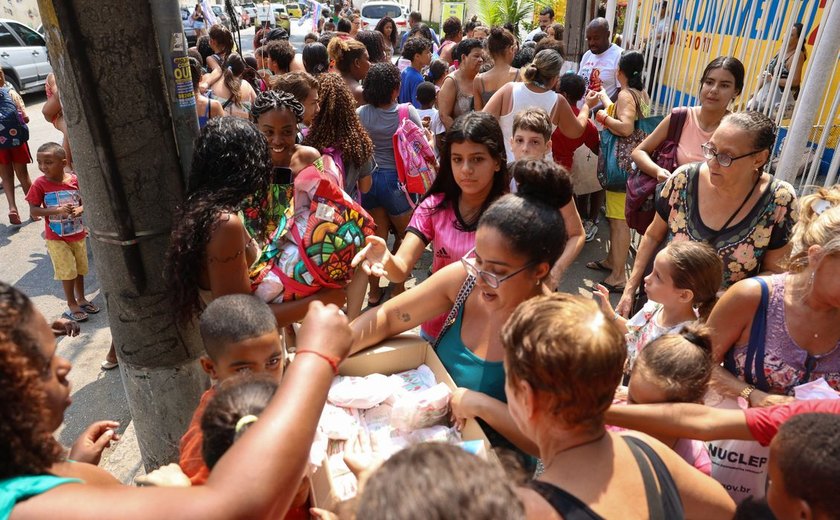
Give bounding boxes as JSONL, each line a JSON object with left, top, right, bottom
{"left": 616, "top": 110, "right": 797, "bottom": 317}
{"left": 350, "top": 159, "right": 569, "bottom": 456}
{"left": 706, "top": 185, "right": 840, "bottom": 408}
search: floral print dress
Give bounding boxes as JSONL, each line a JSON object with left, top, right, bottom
{"left": 655, "top": 164, "right": 797, "bottom": 288}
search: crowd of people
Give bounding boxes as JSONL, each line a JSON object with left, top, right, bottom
{"left": 2, "top": 7, "right": 839, "bottom": 520}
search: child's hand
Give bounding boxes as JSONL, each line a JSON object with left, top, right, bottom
{"left": 51, "top": 317, "right": 80, "bottom": 337}
{"left": 584, "top": 89, "right": 601, "bottom": 108}
{"left": 351, "top": 236, "right": 390, "bottom": 278}
{"left": 70, "top": 205, "right": 84, "bottom": 217}
{"left": 593, "top": 284, "right": 616, "bottom": 316}
{"left": 57, "top": 204, "right": 74, "bottom": 216}
{"left": 69, "top": 420, "right": 120, "bottom": 465}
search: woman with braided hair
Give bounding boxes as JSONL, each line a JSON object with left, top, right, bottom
{"left": 303, "top": 72, "right": 374, "bottom": 199}
{"left": 248, "top": 90, "right": 374, "bottom": 316}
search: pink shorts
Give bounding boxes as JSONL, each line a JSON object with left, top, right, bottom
{"left": 0, "top": 142, "right": 31, "bottom": 165}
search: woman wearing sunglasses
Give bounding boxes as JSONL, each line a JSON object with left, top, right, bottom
{"left": 616, "top": 110, "right": 797, "bottom": 317}
{"left": 350, "top": 159, "right": 570, "bottom": 457}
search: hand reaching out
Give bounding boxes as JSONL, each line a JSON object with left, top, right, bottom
{"left": 351, "top": 235, "right": 391, "bottom": 278}
{"left": 69, "top": 420, "right": 120, "bottom": 465}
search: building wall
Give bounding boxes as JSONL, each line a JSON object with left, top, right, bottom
{"left": 0, "top": 0, "right": 42, "bottom": 29}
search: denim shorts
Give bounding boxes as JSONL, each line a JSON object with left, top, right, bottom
{"left": 361, "top": 168, "right": 413, "bottom": 217}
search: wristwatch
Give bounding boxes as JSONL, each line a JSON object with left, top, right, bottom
{"left": 739, "top": 385, "right": 756, "bottom": 406}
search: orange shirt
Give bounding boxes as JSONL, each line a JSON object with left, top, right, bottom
{"left": 179, "top": 386, "right": 216, "bottom": 485}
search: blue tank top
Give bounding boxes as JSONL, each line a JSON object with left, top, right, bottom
{"left": 0, "top": 475, "right": 80, "bottom": 518}
{"left": 435, "top": 301, "right": 507, "bottom": 404}
{"left": 198, "top": 92, "right": 212, "bottom": 128}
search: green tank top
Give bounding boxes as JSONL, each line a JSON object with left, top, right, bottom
{"left": 1, "top": 474, "right": 80, "bottom": 518}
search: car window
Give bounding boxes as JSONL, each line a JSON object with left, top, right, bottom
{"left": 0, "top": 24, "right": 21, "bottom": 47}
{"left": 212, "top": 6, "right": 222, "bottom": 15}
{"left": 361, "top": 5, "right": 401, "bottom": 18}
{"left": 8, "top": 22, "right": 45, "bottom": 46}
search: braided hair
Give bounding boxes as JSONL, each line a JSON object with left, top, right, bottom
{"left": 303, "top": 72, "right": 373, "bottom": 168}
{"left": 250, "top": 89, "right": 305, "bottom": 124}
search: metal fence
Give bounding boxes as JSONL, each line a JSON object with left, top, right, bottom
{"left": 612, "top": 0, "right": 839, "bottom": 192}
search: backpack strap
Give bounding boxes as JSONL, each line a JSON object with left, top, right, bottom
{"left": 624, "top": 436, "right": 685, "bottom": 520}
{"left": 432, "top": 275, "right": 476, "bottom": 350}
{"left": 397, "top": 103, "right": 410, "bottom": 124}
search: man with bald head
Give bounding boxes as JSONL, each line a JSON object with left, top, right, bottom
{"left": 577, "top": 17, "right": 623, "bottom": 106}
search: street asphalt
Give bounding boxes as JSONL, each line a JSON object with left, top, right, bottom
{"left": 0, "top": 24, "right": 620, "bottom": 482}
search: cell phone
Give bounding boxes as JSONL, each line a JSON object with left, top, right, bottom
{"left": 272, "top": 167, "right": 292, "bottom": 185}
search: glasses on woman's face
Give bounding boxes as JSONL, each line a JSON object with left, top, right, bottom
{"left": 701, "top": 142, "right": 762, "bottom": 168}
{"left": 460, "top": 248, "right": 536, "bottom": 289}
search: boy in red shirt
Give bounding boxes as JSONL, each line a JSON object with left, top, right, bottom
{"left": 26, "top": 142, "right": 98, "bottom": 321}
{"left": 179, "top": 294, "right": 284, "bottom": 485}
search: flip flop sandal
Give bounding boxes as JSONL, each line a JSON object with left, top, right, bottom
{"left": 600, "top": 281, "right": 627, "bottom": 294}
{"left": 100, "top": 360, "right": 119, "bottom": 370}
{"left": 585, "top": 260, "right": 611, "bottom": 272}
{"left": 62, "top": 310, "right": 89, "bottom": 322}
{"left": 8, "top": 211, "right": 21, "bottom": 225}
{"left": 80, "top": 302, "right": 101, "bottom": 314}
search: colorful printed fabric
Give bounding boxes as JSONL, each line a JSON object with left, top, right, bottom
{"left": 655, "top": 164, "right": 797, "bottom": 288}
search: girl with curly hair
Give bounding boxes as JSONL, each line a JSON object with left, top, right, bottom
{"left": 374, "top": 16, "right": 398, "bottom": 60}
{"left": 303, "top": 72, "right": 374, "bottom": 199}
{"left": 327, "top": 36, "right": 370, "bottom": 106}
{"left": 0, "top": 282, "right": 354, "bottom": 518}
{"left": 249, "top": 90, "right": 372, "bottom": 316}
{"left": 0, "top": 282, "right": 121, "bottom": 487}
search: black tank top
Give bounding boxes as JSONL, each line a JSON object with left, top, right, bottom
{"left": 528, "top": 436, "right": 685, "bottom": 520}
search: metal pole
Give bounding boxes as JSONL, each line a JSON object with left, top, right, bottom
{"left": 148, "top": 0, "right": 199, "bottom": 188}
{"left": 774, "top": 0, "right": 840, "bottom": 183}
{"left": 606, "top": 0, "right": 617, "bottom": 33}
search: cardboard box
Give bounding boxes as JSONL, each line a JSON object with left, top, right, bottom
{"left": 311, "top": 333, "right": 493, "bottom": 510}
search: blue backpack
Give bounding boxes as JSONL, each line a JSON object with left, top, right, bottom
{"left": 0, "top": 86, "right": 28, "bottom": 148}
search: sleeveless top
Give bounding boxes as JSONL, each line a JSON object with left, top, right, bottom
{"left": 500, "top": 82, "right": 558, "bottom": 162}
{"left": 479, "top": 68, "right": 521, "bottom": 105}
{"left": 1, "top": 475, "right": 81, "bottom": 518}
{"left": 198, "top": 95, "right": 211, "bottom": 128}
{"left": 444, "top": 75, "right": 473, "bottom": 120}
{"left": 675, "top": 107, "right": 713, "bottom": 166}
{"left": 529, "top": 436, "right": 684, "bottom": 520}
{"left": 730, "top": 273, "right": 840, "bottom": 394}
{"left": 435, "top": 301, "right": 506, "bottom": 403}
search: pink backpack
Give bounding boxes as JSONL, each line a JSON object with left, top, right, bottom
{"left": 393, "top": 104, "right": 437, "bottom": 208}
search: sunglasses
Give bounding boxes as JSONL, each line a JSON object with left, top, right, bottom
{"left": 460, "top": 247, "right": 536, "bottom": 289}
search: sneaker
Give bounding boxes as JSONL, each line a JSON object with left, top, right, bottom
{"left": 584, "top": 220, "right": 598, "bottom": 242}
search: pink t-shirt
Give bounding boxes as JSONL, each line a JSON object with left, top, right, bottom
{"left": 673, "top": 437, "right": 712, "bottom": 476}
{"left": 407, "top": 193, "right": 476, "bottom": 338}
{"left": 675, "top": 107, "right": 713, "bottom": 167}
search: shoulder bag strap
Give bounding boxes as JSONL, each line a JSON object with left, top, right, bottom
{"left": 746, "top": 277, "right": 771, "bottom": 390}
{"left": 397, "top": 103, "right": 410, "bottom": 124}
{"left": 667, "top": 107, "right": 688, "bottom": 144}
{"left": 624, "top": 437, "right": 685, "bottom": 520}
{"left": 431, "top": 275, "right": 476, "bottom": 350}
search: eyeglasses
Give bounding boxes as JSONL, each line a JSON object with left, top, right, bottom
{"left": 701, "top": 142, "right": 763, "bottom": 167}
{"left": 460, "top": 247, "right": 536, "bottom": 289}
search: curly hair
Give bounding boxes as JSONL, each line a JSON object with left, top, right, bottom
{"left": 250, "top": 89, "right": 305, "bottom": 124}
{"left": 264, "top": 40, "right": 295, "bottom": 73}
{"left": 303, "top": 72, "right": 373, "bottom": 168}
{"left": 0, "top": 283, "right": 64, "bottom": 479}
{"left": 374, "top": 16, "right": 398, "bottom": 48}
{"left": 165, "top": 118, "right": 273, "bottom": 324}
{"left": 361, "top": 61, "right": 400, "bottom": 106}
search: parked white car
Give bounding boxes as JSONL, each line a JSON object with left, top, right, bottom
{"left": 0, "top": 19, "right": 51, "bottom": 94}
{"left": 359, "top": 1, "right": 407, "bottom": 35}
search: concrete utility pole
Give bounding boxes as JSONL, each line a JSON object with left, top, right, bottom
{"left": 37, "top": 0, "right": 208, "bottom": 470}
{"left": 565, "top": 0, "right": 597, "bottom": 63}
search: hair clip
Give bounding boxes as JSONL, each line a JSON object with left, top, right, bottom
{"left": 235, "top": 414, "right": 258, "bottom": 434}
{"left": 811, "top": 198, "right": 832, "bottom": 215}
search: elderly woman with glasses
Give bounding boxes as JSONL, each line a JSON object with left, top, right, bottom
{"left": 615, "top": 110, "right": 798, "bottom": 317}
{"left": 350, "top": 159, "right": 570, "bottom": 456}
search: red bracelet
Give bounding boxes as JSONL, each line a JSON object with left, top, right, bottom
{"left": 296, "top": 349, "right": 340, "bottom": 375}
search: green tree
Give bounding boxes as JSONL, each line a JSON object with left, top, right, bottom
{"left": 476, "top": 0, "right": 534, "bottom": 39}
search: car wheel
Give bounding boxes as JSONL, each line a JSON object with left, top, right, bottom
{"left": 3, "top": 73, "right": 20, "bottom": 94}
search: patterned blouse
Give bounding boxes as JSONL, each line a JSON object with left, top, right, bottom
{"left": 655, "top": 164, "right": 797, "bottom": 288}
